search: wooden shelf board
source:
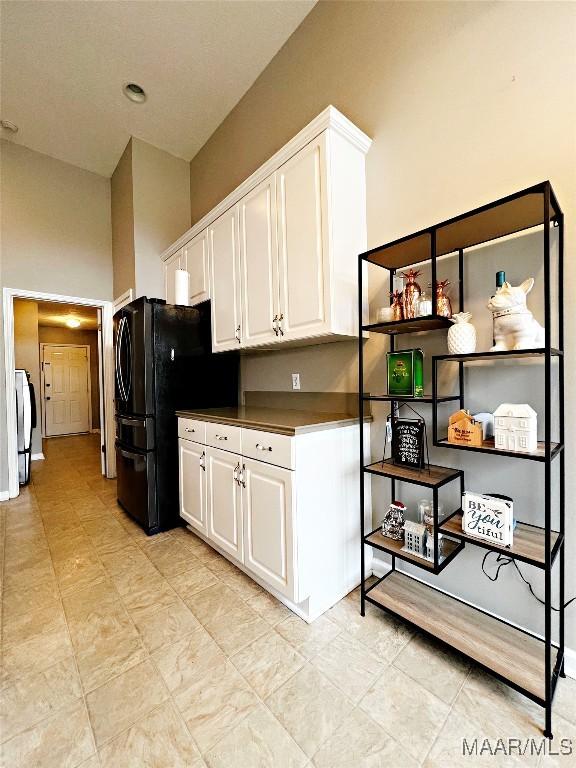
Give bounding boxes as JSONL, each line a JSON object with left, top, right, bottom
{"left": 367, "top": 571, "right": 552, "bottom": 701}
{"left": 434, "top": 348, "right": 562, "bottom": 363}
{"left": 365, "top": 529, "right": 462, "bottom": 572}
{"left": 363, "top": 316, "right": 451, "bottom": 336}
{"left": 435, "top": 438, "right": 561, "bottom": 462}
{"left": 439, "top": 512, "right": 560, "bottom": 567}
{"left": 364, "top": 458, "right": 461, "bottom": 488}
{"left": 363, "top": 393, "right": 459, "bottom": 404}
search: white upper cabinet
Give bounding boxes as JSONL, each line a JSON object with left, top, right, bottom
{"left": 164, "top": 249, "right": 184, "bottom": 304}
{"left": 208, "top": 207, "right": 242, "bottom": 352}
{"left": 239, "top": 175, "right": 279, "bottom": 347}
{"left": 184, "top": 230, "right": 210, "bottom": 306}
{"left": 276, "top": 135, "right": 329, "bottom": 341}
{"left": 161, "top": 107, "right": 371, "bottom": 350}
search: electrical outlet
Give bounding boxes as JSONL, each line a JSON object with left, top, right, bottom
{"left": 292, "top": 373, "right": 301, "bottom": 390}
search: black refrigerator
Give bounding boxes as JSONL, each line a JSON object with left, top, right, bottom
{"left": 114, "top": 297, "right": 238, "bottom": 534}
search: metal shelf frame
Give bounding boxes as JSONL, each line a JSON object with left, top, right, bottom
{"left": 357, "top": 181, "right": 565, "bottom": 739}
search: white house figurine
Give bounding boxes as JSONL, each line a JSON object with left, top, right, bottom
{"left": 403, "top": 520, "right": 427, "bottom": 557}
{"left": 487, "top": 278, "right": 545, "bottom": 351}
{"left": 493, "top": 403, "right": 537, "bottom": 453}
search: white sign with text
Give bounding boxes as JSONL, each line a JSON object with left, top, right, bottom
{"left": 462, "top": 492, "right": 514, "bottom": 548}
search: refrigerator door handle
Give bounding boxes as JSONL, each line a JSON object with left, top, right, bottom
{"left": 117, "top": 416, "right": 145, "bottom": 427}
{"left": 119, "top": 447, "right": 143, "bottom": 460}
{"left": 115, "top": 317, "right": 127, "bottom": 401}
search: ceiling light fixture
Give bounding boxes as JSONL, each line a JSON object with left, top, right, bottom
{"left": 123, "top": 82, "right": 147, "bottom": 103}
{"left": 1, "top": 120, "right": 19, "bottom": 133}
{"left": 65, "top": 317, "right": 81, "bottom": 329}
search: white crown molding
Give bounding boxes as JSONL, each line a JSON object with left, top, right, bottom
{"left": 160, "top": 105, "right": 372, "bottom": 262}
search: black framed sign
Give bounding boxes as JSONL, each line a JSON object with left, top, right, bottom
{"left": 392, "top": 418, "right": 426, "bottom": 468}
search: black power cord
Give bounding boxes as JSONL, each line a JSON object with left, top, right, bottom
{"left": 481, "top": 551, "right": 576, "bottom": 612}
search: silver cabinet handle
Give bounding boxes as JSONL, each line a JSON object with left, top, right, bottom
{"left": 215, "top": 434, "right": 228, "bottom": 441}
{"left": 272, "top": 315, "right": 279, "bottom": 336}
{"left": 185, "top": 427, "right": 195, "bottom": 433}
{"left": 233, "top": 461, "right": 240, "bottom": 484}
{"left": 235, "top": 325, "right": 241, "bottom": 343}
{"left": 255, "top": 443, "right": 272, "bottom": 452}
{"left": 278, "top": 313, "right": 284, "bottom": 336}
{"left": 239, "top": 464, "right": 246, "bottom": 488}
{"left": 200, "top": 451, "right": 206, "bottom": 471}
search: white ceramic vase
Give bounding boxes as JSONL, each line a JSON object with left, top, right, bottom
{"left": 448, "top": 312, "right": 477, "bottom": 354}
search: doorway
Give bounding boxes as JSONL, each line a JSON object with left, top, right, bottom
{"left": 3, "top": 287, "right": 116, "bottom": 499}
{"left": 40, "top": 344, "right": 92, "bottom": 437}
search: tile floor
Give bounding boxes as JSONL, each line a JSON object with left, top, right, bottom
{"left": 1, "top": 434, "right": 574, "bottom": 767}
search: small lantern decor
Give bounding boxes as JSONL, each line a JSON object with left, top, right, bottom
{"left": 381, "top": 501, "right": 406, "bottom": 541}
{"left": 493, "top": 403, "right": 537, "bottom": 453}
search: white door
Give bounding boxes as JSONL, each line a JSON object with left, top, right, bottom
{"left": 208, "top": 207, "right": 242, "bottom": 352}
{"left": 242, "top": 458, "right": 296, "bottom": 600}
{"left": 43, "top": 345, "right": 90, "bottom": 437}
{"left": 206, "top": 446, "right": 243, "bottom": 561}
{"left": 276, "top": 135, "right": 330, "bottom": 341}
{"left": 165, "top": 250, "right": 183, "bottom": 304}
{"left": 179, "top": 439, "right": 207, "bottom": 533}
{"left": 239, "top": 175, "right": 280, "bottom": 347}
{"left": 184, "top": 231, "right": 210, "bottom": 306}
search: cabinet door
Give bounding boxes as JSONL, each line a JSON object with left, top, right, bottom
{"left": 179, "top": 439, "right": 207, "bottom": 533}
{"left": 276, "top": 135, "right": 330, "bottom": 341}
{"left": 184, "top": 230, "right": 210, "bottom": 306}
{"left": 208, "top": 207, "right": 242, "bottom": 352}
{"left": 206, "top": 446, "right": 243, "bottom": 561}
{"left": 165, "top": 250, "right": 183, "bottom": 304}
{"left": 242, "top": 458, "right": 296, "bottom": 600}
{"left": 239, "top": 175, "right": 279, "bottom": 347}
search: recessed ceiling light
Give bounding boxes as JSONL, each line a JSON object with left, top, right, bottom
{"left": 1, "top": 120, "right": 18, "bottom": 133}
{"left": 123, "top": 82, "right": 147, "bottom": 103}
{"left": 65, "top": 317, "right": 81, "bottom": 329}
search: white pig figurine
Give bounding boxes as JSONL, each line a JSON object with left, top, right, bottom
{"left": 487, "top": 278, "right": 545, "bottom": 351}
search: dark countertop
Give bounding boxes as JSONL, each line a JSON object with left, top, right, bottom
{"left": 176, "top": 406, "right": 369, "bottom": 436}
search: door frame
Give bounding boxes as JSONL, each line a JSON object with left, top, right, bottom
{"left": 39, "top": 343, "right": 92, "bottom": 439}
{"left": 3, "top": 287, "right": 116, "bottom": 499}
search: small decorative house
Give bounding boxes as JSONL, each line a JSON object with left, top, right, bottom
{"left": 493, "top": 403, "right": 537, "bottom": 453}
{"left": 425, "top": 533, "right": 442, "bottom": 562}
{"left": 403, "top": 520, "right": 427, "bottom": 556}
{"left": 447, "top": 409, "right": 483, "bottom": 448}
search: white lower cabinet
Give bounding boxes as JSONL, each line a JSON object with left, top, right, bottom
{"left": 178, "top": 438, "right": 206, "bottom": 533}
{"left": 178, "top": 417, "right": 366, "bottom": 622}
{"left": 242, "top": 458, "right": 295, "bottom": 600}
{"left": 206, "top": 446, "right": 243, "bottom": 562}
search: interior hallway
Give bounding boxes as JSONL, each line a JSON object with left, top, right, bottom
{"left": 1, "top": 435, "right": 575, "bottom": 767}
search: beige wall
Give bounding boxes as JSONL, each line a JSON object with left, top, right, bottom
{"left": 188, "top": 1, "right": 576, "bottom": 646}
{"left": 111, "top": 138, "right": 191, "bottom": 301}
{"left": 0, "top": 141, "right": 112, "bottom": 491}
{"left": 132, "top": 138, "right": 191, "bottom": 301}
{"left": 111, "top": 141, "right": 135, "bottom": 300}
{"left": 13, "top": 300, "right": 42, "bottom": 455}
{"left": 38, "top": 326, "right": 100, "bottom": 431}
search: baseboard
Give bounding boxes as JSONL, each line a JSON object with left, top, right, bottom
{"left": 564, "top": 647, "right": 576, "bottom": 680}
{"left": 0, "top": 490, "right": 9, "bottom": 501}
{"left": 31, "top": 453, "right": 45, "bottom": 461}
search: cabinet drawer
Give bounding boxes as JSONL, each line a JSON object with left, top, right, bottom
{"left": 241, "top": 428, "right": 294, "bottom": 469}
{"left": 205, "top": 421, "right": 242, "bottom": 454}
{"left": 178, "top": 418, "right": 206, "bottom": 444}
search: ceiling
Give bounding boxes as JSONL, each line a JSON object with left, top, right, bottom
{"left": 0, "top": 1, "right": 316, "bottom": 176}
{"left": 36, "top": 301, "right": 99, "bottom": 331}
